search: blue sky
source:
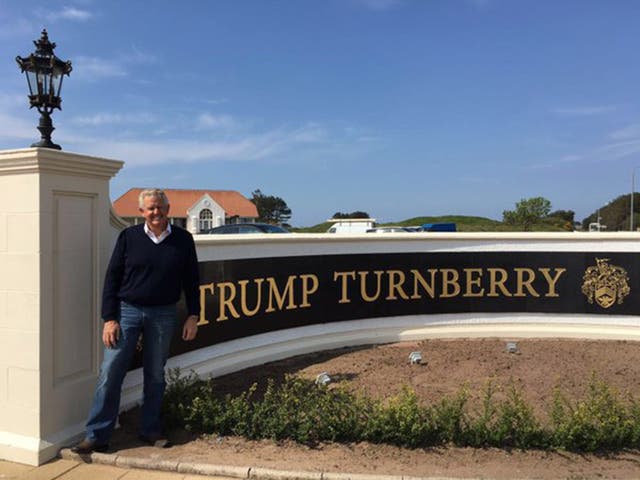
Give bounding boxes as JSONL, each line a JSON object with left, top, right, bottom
{"left": 2, "top": 1, "right": 640, "bottom": 227}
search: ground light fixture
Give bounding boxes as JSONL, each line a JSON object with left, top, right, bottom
{"left": 315, "top": 372, "right": 331, "bottom": 386}
{"left": 16, "top": 29, "right": 72, "bottom": 150}
{"left": 408, "top": 351, "right": 423, "bottom": 364}
{"left": 506, "top": 341, "right": 519, "bottom": 354}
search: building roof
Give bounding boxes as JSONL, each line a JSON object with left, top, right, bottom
{"left": 113, "top": 188, "right": 258, "bottom": 219}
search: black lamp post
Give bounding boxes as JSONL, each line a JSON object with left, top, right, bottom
{"left": 16, "top": 29, "right": 72, "bottom": 150}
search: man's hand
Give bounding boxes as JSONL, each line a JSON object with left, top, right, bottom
{"left": 103, "top": 320, "right": 120, "bottom": 348}
{"left": 182, "top": 315, "right": 198, "bottom": 341}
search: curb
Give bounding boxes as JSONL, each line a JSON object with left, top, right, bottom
{"left": 59, "top": 448, "right": 465, "bottom": 480}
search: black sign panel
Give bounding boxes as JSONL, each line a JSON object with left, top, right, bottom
{"left": 159, "top": 251, "right": 637, "bottom": 361}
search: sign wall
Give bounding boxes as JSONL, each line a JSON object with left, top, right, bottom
{"left": 159, "top": 251, "right": 637, "bottom": 360}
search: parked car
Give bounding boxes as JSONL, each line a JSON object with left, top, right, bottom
{"left": 205, "top": 223, "right": 289, "bottom": 234}
{"left": 326, "top": 218, "right": 376, "bottom": 233}
{"left": 421, "top": 223, "right": 457, "bottom": 232}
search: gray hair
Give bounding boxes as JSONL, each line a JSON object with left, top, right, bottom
{"left": 138, "top": 188, "right": 169, "bottom": 208}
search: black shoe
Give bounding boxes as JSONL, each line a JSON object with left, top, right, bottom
{"left": 70, "top": 438, "right": 109, "bottom": 454}
{"left": 138, "top": 434, "right": 172, "bottom": 448}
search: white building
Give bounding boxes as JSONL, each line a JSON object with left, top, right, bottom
{"left": 113, "top": 188, "right": 259, "bottom": 233}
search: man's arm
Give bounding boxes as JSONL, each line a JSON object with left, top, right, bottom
{"left": 182, "top": 232, "right": 201, "bottom": 341}
{"left": 102, "top": 230, "right": 128, "bottom": 321}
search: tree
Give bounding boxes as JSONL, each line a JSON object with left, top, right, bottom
{"left": 548, "top": 210, "right": 575, "bottom": 224}
{"left": 548, "top": 209, "right": 576, "bottom": 231}
{"left": 332, "top": 211, "right": 370, "bottom": 219}
{"left": 250, "top": 189, "right": 292, "bottom": 225}
{"left": 502, "top": 197, "right": 552, "bottom": 231}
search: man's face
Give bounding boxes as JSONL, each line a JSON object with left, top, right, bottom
{"left": 139, "top": 195, "right": 170, "bottom": 230}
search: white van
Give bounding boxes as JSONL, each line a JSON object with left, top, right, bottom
{"left": 326, "top": 218, "right": 376, "bottom": 234}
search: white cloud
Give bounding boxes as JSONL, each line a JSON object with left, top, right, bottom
{"left": 290, "top": 123, "right": 327, "bottom": 142}
{"left": 203, "top": 98, "right": 229, "bottom": 106}
{"left": 528, "top": 161, "right": 555, "bottom": 170}
{"left": 597, "top": 140, "right": 640, "bottom": 160}
{"left": 36, "top": 6, "right": 94, "bottom": 23}
{"left": 609, "top": 123, "right": 640, "bottom": 141}
{"left": 120, "top": 46, "right": 158, "bottom": 66}
{"left": 71, "top": 112, "right": 156, "bottom": 127}
{"left": 59, "top": 6, "right": 93, "bottom": 21}
{"left": 552, "top": 105, "right": 617, "bottom": 116}
{"left": 534, "top": 122, "right": 640, "bottom": 169}
{"left": 73, "top": 55, "right": 127, "bottom": 80}
{"left": 67, "top": 123, "right": 343, "bottom": 167}
{"left": 562, "top": 140, "right": 640, "bottom": 167}
{"left": 342, "top": 124, "right": 380, "bottom": 143}
{"left": 71, "top": 47, "right": 158, "bottom": 82}
{"left": 196, "top": 113, "right": 236, "bottom": 130}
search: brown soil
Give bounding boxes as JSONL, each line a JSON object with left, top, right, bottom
{"left": 114, "top": 338, "right": 640, "bottom": 479}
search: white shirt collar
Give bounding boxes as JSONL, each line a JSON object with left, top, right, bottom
{"left": 144, "top": 222, "right": 172, "bottom": 244}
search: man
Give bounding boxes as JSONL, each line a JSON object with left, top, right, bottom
{"left": 72, "top": 188, "right": 200, "bottom": 453}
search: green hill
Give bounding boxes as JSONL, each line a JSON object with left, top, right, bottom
{"left": 291, "top": 222, "right": 334, "bottom": 233}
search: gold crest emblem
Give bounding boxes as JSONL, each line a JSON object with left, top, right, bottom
{"left": 582, "top": 258, "right": 630, "bottom": 309}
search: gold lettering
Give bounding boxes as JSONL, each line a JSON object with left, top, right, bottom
{"left": 299, "top": 274, "right": 319, "bottom": 308}
{"left": 216, "top": 282, "right": 240, "bottom": 321}
{"left": 238, "top": 278, "right": 264, "bottom": 317}
{"left": 487, "top": 268, "right": 512, "bottom": 297}
{"left": 539, "top": 268, "right": 566, "bottom": 297}
{"left": 410, "top": 269, "right": 437, "bottom": 299}
{"left": 266, "top": 276, "right": 297, "bottom": 312}
{"left": 463, "top": 268, "right": 484, "bottom": 297}
{"left": 514, "top": 268, "right": 539, "bottom": 297}
{"left": 386, "top": 270, "right": 410, "bottom": 300}
{"left": 334, "top": 271, "right": 356, "bottom": 304}
{"left": 440, "top": 269, "right": 461, "bottom": 298}
{"left": 198, "top": 283, "right": 214, "bottom": 325}
{"left": 359, "top": 270, "right": 384, "bottom": 302}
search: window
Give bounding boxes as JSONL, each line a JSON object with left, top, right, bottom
{"left": 199, "top": 209, "right": 213, "bottom": 232}
{"left": 238, "top": 225, "right": 260, "bottom": 233}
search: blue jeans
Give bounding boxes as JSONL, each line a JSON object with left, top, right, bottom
{"left": 84, "top": 302, "right": 177, "bottom": 444}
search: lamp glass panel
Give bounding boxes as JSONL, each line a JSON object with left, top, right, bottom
{"left": 49, "top": 73, "right": 59, "bottom": 98}
{"left": 53, "top": 73, "right": 64, "bottom": 97}
{"left": 25, "top": 70, "right": 37, "bottom": 96}
{"left": 35, "top": 71, "right": 46, "bottom": 96}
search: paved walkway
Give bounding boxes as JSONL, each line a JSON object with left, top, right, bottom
{"left": 0, "top": 454, "right": 456, "bottom": 480}
{"left": 0, "top": 457, "right": 233, "bottom": 479}
{"left": 1, "top": 455, "right": 424, "bottom": 480}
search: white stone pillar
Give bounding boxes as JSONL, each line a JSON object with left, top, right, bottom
{"left": 0, "top": 148, "right": 123, "bottom": 465}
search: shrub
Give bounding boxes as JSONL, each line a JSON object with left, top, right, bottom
{"left": 550, "top": 376, "right": 634, "bottom": 451}
{"left": 432, "top": 388, "right": 468, "bottom": 445}
{"left": 163, "top": 369, "right": 640, "bottom": 452}
{"left": 491, "top": 383, "right": 546, "bottom": 449}
{"left": 362, "top": 386, "right": 436, "bottom": 447}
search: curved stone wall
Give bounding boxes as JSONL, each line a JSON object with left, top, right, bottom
{"left": 121, "top": 232, "right": 640, "bottom": 408}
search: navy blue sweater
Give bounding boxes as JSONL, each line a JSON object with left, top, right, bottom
{"left": 102, "top": 224, "right": 200, "bottom": 321}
